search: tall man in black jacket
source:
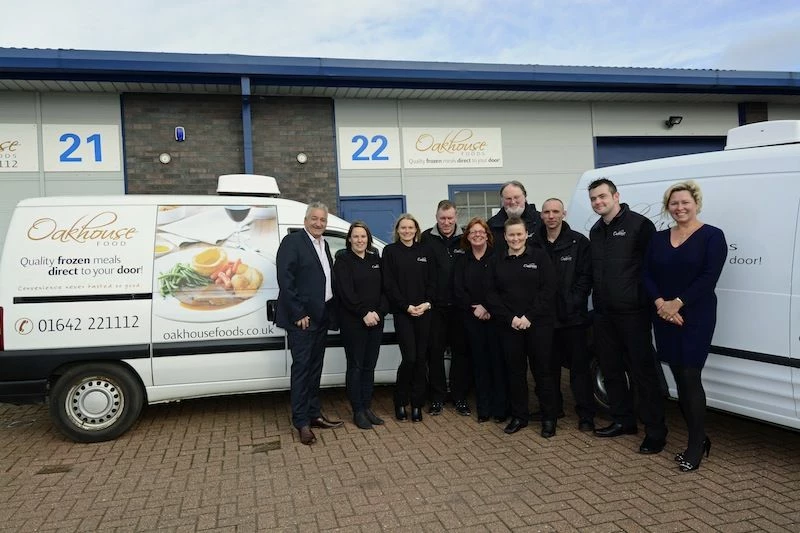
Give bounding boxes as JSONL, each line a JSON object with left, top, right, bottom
{"left": 587, "top": 179, "right": 667, "bottom": 454}
{"left": 538, "top": 198, "right": 595, "bottom": 431}
{"left": 421, "top": 200, "right": 470, "bottom": 416}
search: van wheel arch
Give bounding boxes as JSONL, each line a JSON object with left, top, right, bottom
{"left": 48, "top": 362, "right": 144, "bottom": 443}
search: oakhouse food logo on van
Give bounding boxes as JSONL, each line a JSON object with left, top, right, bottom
{"left": 27, "top": 211, "right": 137, "bottom": 245}
{"left": 403, "top": 127, "right": 503, "bottom": 168}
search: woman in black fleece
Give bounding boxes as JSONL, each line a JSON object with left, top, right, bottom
{"left": 382, "top": 214, "right": 435, "bottom": 422}
{"left": 333, "top": 222, "right": 389, "bottom": 430}
{"left": 486, "top": 217, "right": 559, "bottom": 437}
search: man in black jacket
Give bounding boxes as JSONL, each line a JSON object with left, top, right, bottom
{"left": 588, "top": 178, "right": 667, "bottom": 455}
{"left": 487, "top": 180, "right": 541, "bottom": 251}
{"left": 421, "top": 200, "right": 470, "bottom": 416}
{"left": 537, "top": 198, "right": 595, "bottom": 431}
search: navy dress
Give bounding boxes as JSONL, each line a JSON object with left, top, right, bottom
{"left": 643, "top": 225, "right": 727, "bottom": 368}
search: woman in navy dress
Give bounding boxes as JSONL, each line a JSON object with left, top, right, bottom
{"left": 643, "top": 180, "right": 727, "bottom": 472}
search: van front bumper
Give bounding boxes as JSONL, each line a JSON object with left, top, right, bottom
{"left": 0, "top": 380, "right": 47, "bottom": 405}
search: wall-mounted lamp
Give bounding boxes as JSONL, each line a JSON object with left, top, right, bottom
{"left": 158, "top": 153, "right": 172, "bottom": 164}
{"left": 296, "top": 152, "right": 308, "bottom": 164}
{"left": 665, "top": 116, "right": 683, "bottom": 128}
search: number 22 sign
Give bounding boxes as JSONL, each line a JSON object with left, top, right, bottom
{"left": 338, "top": 128, "right": 400, "bottom": 169}
{"left": 42, "top": 124, "right": 121, "bottom": 172}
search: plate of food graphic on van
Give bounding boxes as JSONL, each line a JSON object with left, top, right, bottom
{"left": 153, "top": 246, "right": 270, "bottom": 322}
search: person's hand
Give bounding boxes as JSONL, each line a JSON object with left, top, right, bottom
{"left": 511, "top": 316, "right": 523, "bottom": 330}
{"left": 656, "top": 298, "right": 683, "bottom": 323}
{"left": 518, "top": 316, "right": 531, "bottom": 330}
{"left": 664, "top": 311, "right": 684, "bottom": 326}
{"left": 295, "top": 316, "right": 310, "bottom": 330}
{"left": 363, "top": 311, "right": 380, "bottom": 327}
{"left": 472, "top": 304, "right": 490, "bottom": 320}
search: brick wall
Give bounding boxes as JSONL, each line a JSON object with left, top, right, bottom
{"left": 122, "top": 93, "right": 339, "bottom": 212}
{"left": 251, "top": 96, "right": 338, "bottom": 212}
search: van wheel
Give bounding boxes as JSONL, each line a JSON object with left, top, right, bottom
{"left": 49, "top": 363, "right": 143, "bottom": 443}
{"left": 590, "top": 356, "right": 631, "bottom": 410}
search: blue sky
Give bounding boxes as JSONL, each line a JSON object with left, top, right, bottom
{"left": 3, "top": 0, "right": 800, "bottom": 71}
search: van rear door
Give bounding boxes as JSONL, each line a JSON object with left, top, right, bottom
{"left": 150, "top": 203, "right": 287, "bottom": 393}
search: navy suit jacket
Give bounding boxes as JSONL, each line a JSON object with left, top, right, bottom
{"left": 275, "top": 229, "right": 336, "bottom": 331}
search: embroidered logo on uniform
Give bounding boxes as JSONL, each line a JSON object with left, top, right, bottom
{"left": 560, "top": 255, "right": 573, "bottom": 262}
{"left": 417, "top": 257, "right": 427, "bottom": 262}
{"left": 454, "top": 249, "right": 465, "bottom": 254}
{"left": 613, "top": 230, "right": 627, "bottom": 237}
{"left": 523, "top": 263, "right": 538, "bottom": 269}
{"left": 371, "top": 264, "right": 380, "bottom": 269}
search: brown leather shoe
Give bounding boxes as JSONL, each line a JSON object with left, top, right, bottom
{"left": 310, "top": 415, "right": 343, "bottom": 429}
{"left": 298, "top": 426, "right": 316, "bottom": 445}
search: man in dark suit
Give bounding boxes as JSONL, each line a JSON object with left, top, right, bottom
{"left": 276, "top": 202, "right": 343, "bottom": 445}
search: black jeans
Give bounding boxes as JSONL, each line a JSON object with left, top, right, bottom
{"left": 463, "top": 313, "right": 507, "bottom": 418}
{"left": 552, "top": 325, "right": 595, "bottom": 420}
{"left": 594, "top": 312, "right": 667, "bottom": 440}
{"left": 427, "top": 306, "right": 469, "bottom": 403}
{"left": 500, "top": 323, "right": 557, "bottom": 422}
{"left": 340, "top": 313, "right": 384, "bottom": 413}
{"left": 393, "top": 312, "right": 431, "bottom": 408}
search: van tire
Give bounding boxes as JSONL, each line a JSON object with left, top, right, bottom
{"left": 49, "top": 363, "right": 144, "bottom": 443}
{"left": 590, "top": 355, "right": 632, "bottom": 411}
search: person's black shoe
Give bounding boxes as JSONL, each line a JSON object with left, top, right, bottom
{"left": 428, "top": 402, "right": 443, "bottom": 415}
{"left": 477, "top": 415, "right": 490, "bottom": 423}
{"left": 541, "top": 420, "right": 556, "bottom": 438}
{"left": 454, "top": 400, "right": 471, "bottom": 416}
{"left": 594, "top": 422, "right": 637, "bottom": 438}
{"left": 395, "top": 404, "right": 407, "bottom": 421}
{"left": 529, "top": 410, "right": 565, "bottom": 421}
{"left": 578, "top": 419, "right": 595, "bottom": 432}
{"left": 411, "top": 407, "right": 423, "bottom": 422}
{"left": 310, "top": 415, "right": 344, "bottom": 429}
{"left": 365, "top": 409, "right": 384, "bottom": 425}
{"left": 504, "top": 417, "right": 528, "bottom": 434}
{"left": 638, "top": 436, "right": 666, "bottom": 454}
{"left": 353, "top": 410, "right": 373, "bottom": 430}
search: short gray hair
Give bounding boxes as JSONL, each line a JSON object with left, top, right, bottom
{"left": 305, "top": 202, "right": 329, "bottom": 218}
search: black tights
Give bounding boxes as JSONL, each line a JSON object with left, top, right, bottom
{"left": 670, "top": 364, "right": 706, "bottom": 463}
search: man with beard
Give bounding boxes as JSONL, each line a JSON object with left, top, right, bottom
{"left": 487, "top": 181, "right": 541, "bottom": 251}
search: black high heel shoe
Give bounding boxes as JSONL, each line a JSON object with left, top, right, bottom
{"left": 677, "top": 437, "right": 711, "bottom": 471}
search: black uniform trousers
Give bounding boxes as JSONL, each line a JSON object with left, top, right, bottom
{"left": 500, "top": 323, "right": 558, "bottom": 421}
{"left": 463, "top": 313, "right": 507, "bottom": 418}
{"left": 594, "top": 311, "right": 667, "bottom": 440}
{"left": 340, "top": 313, "right": 384, "bottom": 413}
{"left": 552, "top": 325, "right": 596, "bottom": 421}
{"left": 393, "top": 312, "right": 431, "bottom": 408}
{"left": 427, "top": 306, "right": 470, "bottom": 403}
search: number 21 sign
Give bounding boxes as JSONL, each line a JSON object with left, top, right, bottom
{"left": 338, "top": 127, "right": 400, "bottom": 169}
{"left": 42, "top": 124, "right": 121, "bottom": 172}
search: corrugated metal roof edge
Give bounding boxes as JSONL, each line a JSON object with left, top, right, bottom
{"left": 0, "top": 47, "right": 798, "bottom": 92}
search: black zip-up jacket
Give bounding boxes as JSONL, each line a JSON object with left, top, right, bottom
{"left": 382, "top": 241, "right": 436, "bottom": 314}
{"left": 487, "top": 203, "right": 541, "bottom": 252}
{"left": 589, "top": 203, "right": 656, "bottom": 314}
{"left": 333, "top": 249, "right": 389, "bottom": 320}
{"left": 453, "top": 246, "right": 495, "bottom": 312}
{"left": 421, "top": 224, "right": 464, "bottom": 307}
{"left": 486, "top": 244, "right": 556, "bottom": 327}
{"left": 537, "top": 221, "right": 592, "bottom": 328}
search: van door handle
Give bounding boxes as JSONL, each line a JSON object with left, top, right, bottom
{"left": 266, "top": 300, "right": 278, "bottom": 323}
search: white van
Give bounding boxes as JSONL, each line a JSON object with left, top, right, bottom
{"left": 568, "top": 120, "right": 800, "bottom": 430}
{"left": 0, "top": 175, "right": 400, "bottom": 442}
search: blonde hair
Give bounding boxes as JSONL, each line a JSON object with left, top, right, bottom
{"left": 662, "top": 180, "right": 703, "bottom": 214}
{"left": 392, "top": 213, "right": 421, "bottom": 243}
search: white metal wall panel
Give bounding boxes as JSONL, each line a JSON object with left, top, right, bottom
{"left": 591, "top": 102, "right": 739, "bottom": 136}
{"left": 768, "top": 104, "right": 800, "bottom": 120}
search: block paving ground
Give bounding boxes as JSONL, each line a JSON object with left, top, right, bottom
{"left": 1, "top": 381, "right": 799, "bottom": 532}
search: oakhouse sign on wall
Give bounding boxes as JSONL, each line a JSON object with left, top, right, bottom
{"left": 403, "top": 128, "right": 503, "bottom": 169}
{"left": 338, "top": 127, "right": 503, "bottom": 169}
